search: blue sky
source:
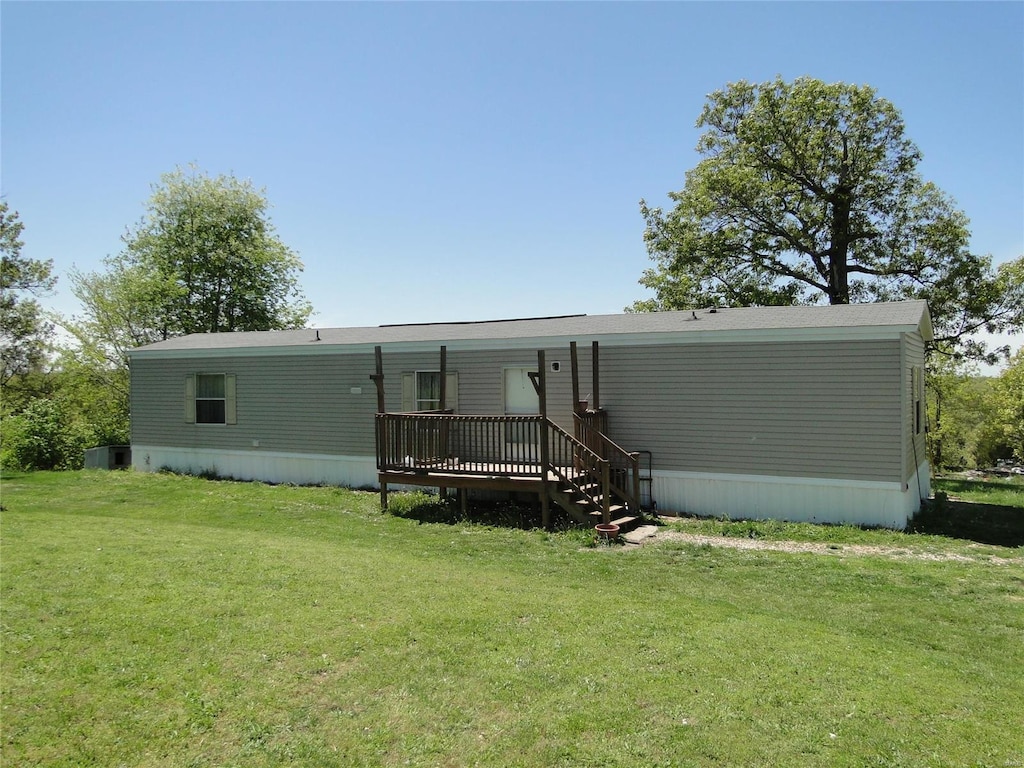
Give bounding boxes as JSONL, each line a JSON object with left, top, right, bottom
{"left": 3, "top": 2, "right": 1022, "bottom": 360}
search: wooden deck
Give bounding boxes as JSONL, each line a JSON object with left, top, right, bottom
{"left": 380, "top": 460, "right": 571, "bottom": 491}
{"left": 370, "top": 344, "right": 647, "bottom": 530}
{"left": 375, "top": 412, "right": 642, "bottom": 529}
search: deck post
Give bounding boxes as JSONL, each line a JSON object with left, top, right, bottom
{"left": 372, "top": 345, "right": 388, "bottom": 512}
{"left": 570, "top": 341, "right": 581, "bottom": 412}
{"left": 601, "top": 460, "right": 611, "bottom": 525}
{"left": 439, "top": 346, "right": 447, "bottom": 499}
{"left": 631, "top": 452, "right": 641, "bottom": 515}
{"left": 591, "top": 341, "right": 600, "bottom": 411}
{"left": 439, "top": 345, "right": 447, "bottom": 410}
{"left": 371, "top": 346, "right": 385, "bottom": 413}
{"left": 537, "top": 350, "right": 552, "bottom": 530}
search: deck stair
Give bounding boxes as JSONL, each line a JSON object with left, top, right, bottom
{"left": 549, "top": 473, "right": 639, "bottom": 532}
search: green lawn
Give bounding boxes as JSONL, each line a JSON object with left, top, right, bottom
{"left": 2, "top": 471, "right": 1022, "bottom": 767}
{"left": 932, "top": 474, "right": 1024, "bottom": 509}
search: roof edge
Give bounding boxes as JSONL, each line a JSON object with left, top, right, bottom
{"left": 129, "top": 323, "right": 918, "bottom": 360}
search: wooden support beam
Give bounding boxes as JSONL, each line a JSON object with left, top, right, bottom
{"left": 570, "top": 341, "right": 581, "bottom": 412}
{"left": 439, "top": 345, "right": 447, "bottom": 411}
{"left": 537, "top": 349, "right": 551, "bottom": 530}
{"left": 370, "top": 345, "right": 386, "bottom": 413}
{"left": 527, "top": 371, "right": 541, "bottom": 396}
{"left": 372, "top": 345, "right": 388, "bottom": 509}
{"left": 536, "top": 350, "right": 547, "bottom": 419}
{"left": 591, "top": 341, "right": 600, "bottom": 411}
{"left": 438, "top": 345, "right": 449, "bottom": 502}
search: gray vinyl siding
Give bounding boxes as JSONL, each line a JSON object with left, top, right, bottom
{"left": 130, "top": 345, "right": 585, "bottom": 457}
{"left": 596, "top": 338, "right": 904, "bottom": 482}
{"left": 131, "top": 337, "right": 905, "bottom": 483}
{"left": 132, "top": 353, "right": 377, "bottom": 456}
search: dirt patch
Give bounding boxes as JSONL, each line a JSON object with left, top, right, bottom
{"left": 643, "top": 529, "right": 1023, "bottom": 565}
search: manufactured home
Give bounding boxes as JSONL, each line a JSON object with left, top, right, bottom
{"left": 128, "top": 300, "right": 932, "bottom": 529}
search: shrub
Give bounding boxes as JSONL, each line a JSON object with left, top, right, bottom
{"left": 0, "top": 397, "right": 96, "bottom": 471}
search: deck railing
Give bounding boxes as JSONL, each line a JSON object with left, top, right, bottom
{"left": 376, "top": 412, "right": 543, "bottom": 476}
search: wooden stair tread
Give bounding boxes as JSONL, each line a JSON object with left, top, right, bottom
{"left": 586, "top": 504, "right": 628, "bottom": 517}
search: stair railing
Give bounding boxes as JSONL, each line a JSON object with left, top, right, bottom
{"left": 546, "top": 419, "right": 611, "bottom": 524}
{"left": 574, "top": 413, "right": 640, "bottom": 513}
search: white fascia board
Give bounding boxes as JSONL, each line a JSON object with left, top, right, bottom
{"left": 127, "top": 324, "right": 915, "bottom": 361}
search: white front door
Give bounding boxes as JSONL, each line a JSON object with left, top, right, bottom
{"left": 504, "top": 367, "right": 539, "bottom": 415}
{"left": 503, "top": 367, "right": 539, "bottom": 461}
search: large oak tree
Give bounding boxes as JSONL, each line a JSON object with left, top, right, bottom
{"left": 634, "top": 77, "right": 1022, "bottom": 363}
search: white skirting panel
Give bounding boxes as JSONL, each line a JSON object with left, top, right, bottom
{"left": 652, "top": 461, "right": 930, "bottom": 529}
{"left": 133, "top": 445, "right": 930, "bottom": 529}
{"left": 131, "top": 445, "right": 379, "bottom": 489}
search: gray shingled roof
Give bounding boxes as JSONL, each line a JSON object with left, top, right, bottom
{"left": 129, "top": 301, "right": 931, "bottom": 355}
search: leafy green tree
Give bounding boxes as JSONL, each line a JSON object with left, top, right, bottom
{"left": 926, "top": 358, "right": 1002, "bottom": 470}
{"left": 65, "top": 261, "right": 173, "bottom": 395}
{"left": 54, "top": 167, "right": 311, "bottom": 460}
{"left": 991, "top": 350, "right": 1024, "bottom": 462}
{"left": 1, "top": 202, "right": 56, "bottom": 393}
{"left": 67, "top": 166, "right": 312, "bottom": 373}
{"left": 0, "top": 397, "right": 95, "bottom": 471}
{"left": 52, "top": 346, "right": 130, "bottom": 447}
{"left": 634, "top": 77, "right": 1022, "bottom": 363}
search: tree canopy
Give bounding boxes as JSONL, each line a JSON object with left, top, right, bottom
{"left": 1, "top": 201, "right": 56, "bottom": 389}
{"left": 633, "top": 76, "right": 1022, "bottom": 363}
{"left": 68, "top": 167, "right": 312, "bottom": 372}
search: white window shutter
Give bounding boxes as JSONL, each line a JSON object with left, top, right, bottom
{"left": 225, "top": 374, "right": 237, "bottom": 425}
{"left": 184, "top": 375, "right": 196, "bottom": 423}
{"left": 446, "top": 372, "right": 458, "bottom": 412}
{"left": 402, "top": 373, "right": 415, "bottom": 412}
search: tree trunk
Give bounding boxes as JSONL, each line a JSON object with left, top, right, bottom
{"left": 828, "top": 141, "right": 853, "bottom": 305}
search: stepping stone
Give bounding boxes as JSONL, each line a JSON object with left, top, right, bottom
{"left": 622, "top": 524, "right": 659, "bottom": 545}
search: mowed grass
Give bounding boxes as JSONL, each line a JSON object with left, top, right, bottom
{"left": 932, "top": 474, "right": 1024, "bottom": 509}
{"left": 2, "top": 472, "right": 1022, "bottom": 767}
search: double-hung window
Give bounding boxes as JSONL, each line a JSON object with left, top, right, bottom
{"left": 401, "top": 371, "right": 458, "bottom": 412}
{"left": 196, "top": 374, "right": 226, "bottom": 423}
{"left": 185, "top": 373, "right": 237, "bottom": 424}
{"left": 416, "top": 371, "right": 442, "bottom": 411}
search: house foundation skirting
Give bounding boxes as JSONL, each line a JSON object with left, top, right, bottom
{"left": 132, "top": 446, "right": 929, "bottom": 529}
{"left": 652, "top": 462, "right": 930, "bottom": 529}
{"left": 131, "top": 446, "right": 380, "bottom": 489}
